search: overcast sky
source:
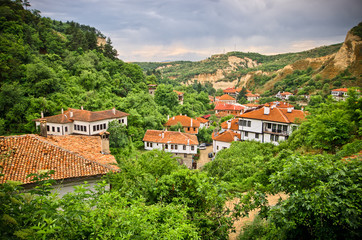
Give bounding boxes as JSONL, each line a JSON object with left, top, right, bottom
{"left": 30, "top": 0, "right": 362, "bottom": 62}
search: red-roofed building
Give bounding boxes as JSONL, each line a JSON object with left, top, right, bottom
{"left": 143, "top": 130, "right": 199, "bottom": 169}
{"left": 34, "top": 108, "right": 128, "bottom": 136}
{"left": 196, "top": 117, "right": 210, "bottom": 128}
{"left": 173, "top": 90, "right": 184, "bottom": 105}
{"left": 217, "top": 94, "right": 237, "bottom": 104}
{"left": 148, "top": 84, "right": 157, "bottom": 96}
{"left": 0, "top": 134, "right": 117, "bottom": 196}
{"left": 221, "top": 118, "right": 240, "bottom": 134}
{"left": 331, "top": 88, "right": 355, "bottom": 101}
{"left": 276, "top": 91, "right": 294, "bottom": 100}
{"left": 267, "top": 101, "right": 294, "bottom": 109}
{"left": 238, "top": 105, "right": 306, "bottom": 145}
{"left": 214, "top": 103, "right": 244, "bottom": 116}
{"left": 212, "top": 130, "right": 240, "bottom": 153}
{"left": 164, "top": 115, "right": 200, "bottom": 134}
{"left": 245, "top": 93, "right": 260, "bottom": 102}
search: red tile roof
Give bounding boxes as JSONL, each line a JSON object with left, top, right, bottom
{"left": 221, "top": 118, "right": 239, "bottom": 130}
{"left": 214, "top": 103, "right": 244, "bottom": 111}
{"left": 219, "top": 94, "right": 236, "bottom": 101}
{"left": 266, "top": 101, "right": 294, "bottom": 108}
{"left": 143, "top": 130, "right": 198, "bottom": 145}
{"left": 245, "top": 93, "right": 260, "bottom": 97}
{"left": 164, "top": 115, "right": 200, "bottom": 128}
{"left": 0, "top": 135, "right": 116, "bottom": 185}
{"left": 196, "top": 117, "right": 209, "bottom": 123}
{"left": 245, "top": 103, "right": 260, "bottom": 108}
{"left": 212, "top": 130, "right": 240, "bottom": 143}
{"left": 332, "top": 88, "right": 348, "bottom": 92}
{"left": 173, "top": 90, "right": 184, "bottom": 96}
{"left": 34, "top": 108, "right": 129, "bottom": 124}
{"left": 239, "top": 106, "right": 306, "bottom": 123}
{"left": 223, "top": 87, "right": 237, "bottom": 93}
{"left": 281, "top": 92, "right": 293, "bottom": 96}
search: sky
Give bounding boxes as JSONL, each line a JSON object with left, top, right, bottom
{"left": 30, "top": 0, "right": 362, "bottom": 62}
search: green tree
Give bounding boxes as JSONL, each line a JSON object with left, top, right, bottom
{"left": 107, "top": 120, "right": 129, "bottom": 148}
{"left": 154, "top": 84, "right": 179, "bottom": 111}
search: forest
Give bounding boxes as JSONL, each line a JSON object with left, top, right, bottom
{"left": 1, "top": 0, "right": 361, "bottom": 239}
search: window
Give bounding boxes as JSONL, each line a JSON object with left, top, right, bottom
{"left": 245, "top": 132, "right": 248, "bottom": 137}
{"left": 191, "top": 146, "right": 194, "bottom": 150}
{"left": 283, "top": 125, "right": 288, "bottom": 132}
{"left": 217, "top": 146, "right": 219, "bottom": 150}
{"left": 93, "top": 126, "right": 96, "bottom": 131}
{"left": 188, "top": 127, "right": 190, "bottom": 131}
{"left": 248, "top": 121, "right": 251, "bottom": 127}
{"left": 267, "top": 123, "right": 272, "bottom": 129}
{"left": 80, "top": 126, "right": 83, "bottom": 131}
{"left": 193, "top": 127, "right": 196, "bottom": 131}
{"left": 165, "top": 144, "right": 168, "bottom": 149}
{"left": 175, "top": 145, "right": 178, "bottom": 150}
{"left": 103, "top": 123, "right": 106, "bottom": 129}
{"left": 84, "top": 126, "right": 87, "bottom": 132}
{"left": 171, "top": 145, "right": 174, "bottom": 150}
{"left": 73, "top": 125, "right": 76, "bottom": 131}
{"left": 241, "top": 120, "right": 251, "bottom": 127}
{"left": 122, "top": 119, "right": 124, "bottom": 123}
{"left": 57, "top": 127, "right": 60, "bottom": 132}
{"left": 184, "top": 154, "right": 187, "bottom": 158}
{"left": 271, "top": 134, "right": 279, "bottom": 142}
{"left": 183, "top": 145, "right": 186, "bottom": 150}
{"left": 118, "top": 120, "right": 121, "bottom": 124}
{"left": 255, "top": 133, "right": 259, "bottom": 139}
{"left": 97, "top": 125, "right": 100, "bottom": 131}
{"left": 52, "top": 126, "right": 55, "bottom": 132}
{"left": 65, "top": 127, "right": 68, "bottom": 132}
{"left": 47, "top": 126, "right": 49, "bottom": 131}
{"left": 146, "top": 142, "right": 149, "bottom": 147}
{"left": 150, "top": 143, "right": 153, "bottom": 147}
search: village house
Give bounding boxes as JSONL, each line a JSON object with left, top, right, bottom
{"left": 276, "top": 91, "right": 293, "bottom": 100}
{"left": 330, "top": 88, "right": 360, "bottom": 101}
{"left": 34, "top": 107, "right": 128, "bottom": 136}
{"left": 212, "top": 130, "right": 240, "bottom": 154}
{"left": 196, "top": 117, "right": 210, "bottom": 128}
{"left": 217, "top": 94, "right": 237, "bottom": 104}
{"left": 148, "top": 84, "right": 157, "bottom": 96}
{"left": 245, "top": 92, "right": 260, "bottom": 102}
{"left": 173, "top": 90, "right": 184, "bottom": 105}
{"left": 214, "top": 103, "right": 244, "bottom": 117}
{"left": 267, "top": 101, "right": 294, "bottom": 109}
{"left": 0, "top": 133, "right": 118, "bottom": 197}
{"left": 164, "top": 115, "right": 200, "bottom": 134}
{"left": 238, "top": 104, "right": 306, "bottom": 145}
{"left": 221, "top": 118, "right": 240, "bottom": 134}
{"left": 143, "top": 130, "right": 198, "bottom": 169}
{"left": 244, "top": 103, "right": 260, "bottom": 111}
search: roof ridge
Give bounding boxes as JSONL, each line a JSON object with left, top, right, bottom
{"left": 276, "top": 108, "right": 290, "bottom": 123}
{"left": 32, "top": 135, "right": 118, "bottom": 171}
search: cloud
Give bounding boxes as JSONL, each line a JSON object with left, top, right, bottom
{"left": 30, "top": 0, "right": 362, "bottom": 61}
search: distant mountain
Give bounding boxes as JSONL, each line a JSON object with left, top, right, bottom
{"left": 136, "top": 23, "right": 362, "bottom": 94}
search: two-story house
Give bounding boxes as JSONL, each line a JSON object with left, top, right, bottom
{"left": 212, "top": 130, "right": 240, "bottom": 154}
{"left": 214, "top": 103, "right": 244, "bottom": 117}
{"left": 221, "top": 118, "right": 240, "bottom": 134}
{"left": 245, "top": 93, "right": 260, "bottom": 102}
{"left": 143, "top": 130, "right": 199, "bottom": 169}
{"left": 34, "top": 107, "right": 128, "bottom": 136}
{"left": 217, "top": 94, "right": 237, "bottom": 104}
{"left": 238, "top": 105, "right": 306, "bottom": 145}
{"left": 164, "top": 115, "right": 200, "bottom": 134}
{"left": 276, "top": 91, "right": 293, "bottom": 100}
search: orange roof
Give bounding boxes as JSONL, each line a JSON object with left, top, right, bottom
{"left": 0, "top": 135, "right": 116, "bottom": 185}
{"left": 223, "top": 87, "right": 237, "bottom": 93}
{"left": 245, "top": 93, "right": 260, "bottom": 97}
{"left": 266, "top": 101, "right": 294, "bottom": 108}
{"left": 281, "top": 92, "right": 293, "bottom": 96}
{"left": 34, "top": 108, "right": 129, "bottom": 124}
{"left": 196, "top": 117, "right": 209, "bottom": 123}
{"left": 239, "top": 106, "right": 306, "bottom": 123}
{"left": 219, "top": 94, "right": 236, "bottom": 101}
{"left": 245, "top": 103, "right": 260, "bottom": 107}
{"left": 173, "top": 90, "right": 184, "bottom": 96}
{"left": 214, "top": 103, "right": 244, "bottom": 111}
{"left": 236, "top": 87, "right": 242, "bottom": 92}
{"left": 332, "top": 88, "right": 348, "bottom": 92}
{"left": 143, "top": 130, "right": 198, "bottom": 145}
{"left": 221, "top": 118, "right": 239, "bottom": 131}
{"left": 164, "top": 115, "right": 200, "bottom": 128}
{"left": 212, "top": 130, "right": 240, "bottom": 143}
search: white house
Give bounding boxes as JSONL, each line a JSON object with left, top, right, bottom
{"left": 212, "top": 130, "right": 240, "bottom": 154}
{"left": 143, "top": 130, "right": 199, "bottom": 169}
{"left": 276, "top": 91, "right": 293, "bottom": 100}
{"left": 238, "top": 105, "right": 306, "bottom": 145}
{"left": 220, "top": 118, "right": 240, "bottom": 134}
{"left": 245, "top": 93, "right": 260, "bottom": 102}
{"left": 217, "top": 94, "right": 237, "bottom": 104}
{"left": 196, "top": 117, "right": 210, "bottom": 129}
{"left": 34, "top": 107, "right": 128, "bottom": 136}
{"left": 0, "top": 134, "right": 118, "bottom": 196}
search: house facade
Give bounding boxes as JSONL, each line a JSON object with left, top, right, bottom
{"left": 0, "top": 134, "right": 118, "bottom": 196}
{"left": 220, "top": 118, "right": 240, "bottom": 134}
{"left": 245, "top": 93, "right": 260, "bottom": 102}
{"left": 212, "top": 130, "right": 240, "bottom": 154}
{"left": 217, "top": 94, "right": 237, "bottom": 104}
{"left": 331, "top": 88, "right": 348, "bottom": 101}
{"left": 196, "top": 117, "right": 210, "bottom": 128}
{"left": 34, "top": 108, "right": 128, "bottom": 136}
{"left": 214, "top": 103, "right": 244, "bottom": 117}
{"left": 143, "top": 130, "right": 199, "bottom": 169}
{"left": 276, "top": 91, "right": 293, "bottom": 100}
{"left": 238, "top": 105, "right": 306, "bottom": 145}
{"left": 164, "top": 115, "right": 200, "bottom": 134}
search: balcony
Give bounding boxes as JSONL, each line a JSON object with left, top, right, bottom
{"left": 263, "top": 127, "right": 290, "bottom": 136}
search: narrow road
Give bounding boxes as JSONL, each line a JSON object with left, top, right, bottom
{"left": 197, "top": 145, "right": 213, "bottom": 169}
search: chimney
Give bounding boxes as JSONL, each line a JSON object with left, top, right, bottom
{"left": 264, "top": 106, "right": 270, "bottom": 115}
{"left": 100, "top": 132, "right": 110, "bottom": 154}
{"left": 112, "top": 107, "right": 116, "bottom": 115}
{"left": 287, "top": 107, "right": 293, "bottom": 113}
{"left": 40, "top": 119, "right": 47, "bottom": 138}
{"left": 70, "top": 111, "right": 73, "bottom": 118}
{"left": 61, "top": 108, "right": 64, "bottom": 114}
{"left": 81, "top": 106, "right": 83, "bottom": 110}
{"left": 41, "top": 111, "right": 44, "bottom": 118}
{"left": 167, "top": 115, "right": 169, "bottom": 120}
{"left": 227, "top": 120, "right": 231, "bottom": 129}
{"left": 187, "top": 139, "right": 190, "bottom": 145}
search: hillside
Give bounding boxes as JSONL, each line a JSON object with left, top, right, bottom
{"left": 136, "top": 23, "right": 361, "bottom": 94}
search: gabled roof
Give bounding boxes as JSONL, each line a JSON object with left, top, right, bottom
{"left": 173, "top": 90, "right": 184, "bottom": 96}
{"left": 239, "top": 106, "right": 306, "bottom": 124}
{"left": 245, "top": 93, "right": 260, "bottom": 97}
{"left": 196, "top": 117, "right": 209, "bottom": 123}
{"left": 331, "top": 88, "right": 348, "bottom": 92}
{"left": 281, "top": 92, "right": 293, "bottom": 96}
{"left": 212, "top": 130, "right": 240, "bottom": 143}
{"left": 214, "top": 103, "right": 244, "bottom": 111}
{"left": 219, "top": 94, "right": 236, "bottom": 101}
{"left": 164, "top": 115, "right": 200, "bottom": 128}
{"left": 221, "top": 118, "right": 239, "bottom": 131}
{"left": 0, "top": 135, "right": 116, "bottom": 185}
{"left": 266, "top": 101, "right": 294, "bottom": 109}
{"left": 143, "top": 130, "right": 198, "bottom": 145}
{"left": 34, "top": 108, "right": 129, "bottom": 124}
{"left": 223, "top": 87, "right": 237, "bottom": 93}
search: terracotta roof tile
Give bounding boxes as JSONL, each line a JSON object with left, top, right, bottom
{"left": 332, "top": 88, "right": 348, "bottom": 92}
{"left": 143, "top": 130, "right": 198, "bottom": 145}
{"left": 219, "top": 94, "right": 236, "bottom": 101}
{"left": 173, "top": 90, "right": 184, "bottom": 96}
{"left": 266, "top": 101, "right": 294, "bottom": 108}
{"left": 239, "top": 106, "right": 306, "bottom": 123}
{"left": 164, "top": 115, "right": 200, "bottom": 128}
{"left": 223, "top": 87, "right": 237, "bottom": 93}
{"left": 221, "top": 118, "right": 239, "bottom": 130}
{"left": 281, "top": 92, "right": 293, "bottom": 95}
{"left": 212, "top": 130, "right": 240, "bottom": 142}
{"left": 0, "top": 135, "right": 116, "bottom": 185}
{"left": 214, "top": 103, "right": 244, "bottom": 111}
{"left": 196, "top": 117, "right": 209, "bottom": 123}
{"left": 34, "top": 108, "right": 129, "bottom": 124}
